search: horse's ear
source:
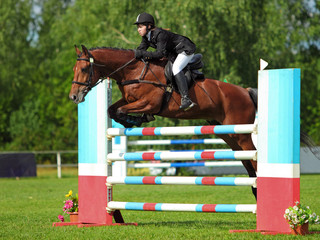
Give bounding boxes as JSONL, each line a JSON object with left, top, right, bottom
{"left": 81, "top": 45, "right": 89, "bottom": 56}
{"left": 75, "top": 45, "right": 81, "bottom": 56}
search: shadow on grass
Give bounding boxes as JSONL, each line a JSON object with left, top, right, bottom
{"left": 138, "top": 219, "right": 256, "bottom": 228}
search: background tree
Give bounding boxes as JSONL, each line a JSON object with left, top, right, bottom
{"left": 0, "top": 0, "right": 36, "bottom": 147}
{"left": 1, "top": 0, "right": 319, "bottom": 153}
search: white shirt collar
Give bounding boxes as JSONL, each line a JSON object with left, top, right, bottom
{"left": 147, "top": 31, "right": 151, "bottom": 41}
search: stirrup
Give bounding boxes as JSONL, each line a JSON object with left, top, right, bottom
{"left": 180, "top": 102, "right": 196, "bottom": 111}
{"left": 179, "top": 97, "right": 196, "bottom": 111}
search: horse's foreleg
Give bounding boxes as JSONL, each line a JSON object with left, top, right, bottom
{"left": 117, "top": 98, "right": 160, "bottom": 115}
{"left": 113, "top": 99, "right": 158, "bottom": 127}
{"left": 108, "top": 98, "right": 127, "bottom": 119}
{"left": 108, "top": 98, "right": 137, "bottom": 128}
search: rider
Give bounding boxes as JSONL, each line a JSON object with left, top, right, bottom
{"left": 134, "top": 12, "right": 196, "bottom": 111}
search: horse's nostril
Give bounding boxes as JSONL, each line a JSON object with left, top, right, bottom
{"left": 70, "top": 94, "right": 77, "bottom": 101}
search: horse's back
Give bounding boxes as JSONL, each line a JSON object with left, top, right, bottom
{"left": 194, "top": 78, "right": 256, "bottom": 124}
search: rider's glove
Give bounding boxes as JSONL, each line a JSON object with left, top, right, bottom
{"left": 135, "top": 49, "right": 144, "bottom": 59}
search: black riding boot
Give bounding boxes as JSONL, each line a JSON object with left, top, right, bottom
{"left": 175, "top": 71, "right": 195, "bottom": 110}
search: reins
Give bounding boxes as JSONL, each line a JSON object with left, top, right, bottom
{"left": 120, "top": 59, "right": 167, "bottom": 89}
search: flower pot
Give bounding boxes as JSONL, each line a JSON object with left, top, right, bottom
{"left": 291, "top": 223, "right": 309, "bottom": 235}
{"left": 69, "top": 212, "right": 79, "bottom": 223}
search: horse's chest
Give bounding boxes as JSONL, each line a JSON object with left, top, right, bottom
{"left": 123, "top": 85, "right": 144, "bottom": 103}
{"left": 124, "top": 89, "right": 138, "bottom": 103}
{"left": 126, "top": 95, "right": 136, "bottom": 103}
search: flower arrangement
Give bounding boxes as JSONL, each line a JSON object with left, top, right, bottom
{"left": 284, "top": 201, "right": 320, "bottom": 229}
{"left": 57, "top": 190, "right": 78, "bottom": 222}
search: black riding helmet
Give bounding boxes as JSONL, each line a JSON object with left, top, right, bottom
{"left": 134, "top": 12, "right": 155, "bottom": 26}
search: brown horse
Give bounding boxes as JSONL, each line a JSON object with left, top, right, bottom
{"left": 69, "top": 45, "right": 258, "bottom": 198}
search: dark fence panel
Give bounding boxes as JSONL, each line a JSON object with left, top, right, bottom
{"left": 0, "top": 153, "right": 36, "bottom": 178}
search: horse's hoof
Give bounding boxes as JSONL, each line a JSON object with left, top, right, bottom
{"left": 142, "top": 113, "right": 155, "bottom": 122}
{"left": 116, "top": 108, "right": 125, "bottom": 115}
{"left": 122, "top": 122, "right": 134, "bottom": 128}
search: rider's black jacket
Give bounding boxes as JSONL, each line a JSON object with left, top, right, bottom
{"left": 137, "top": 27, "right": 196, "bottom": 60}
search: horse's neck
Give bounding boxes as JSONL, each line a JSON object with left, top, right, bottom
{"left": 93, "top": 49, "right": 166, "bottom": 83}
{"left": 93, "top": 49, "right": 135, "bottom": 78}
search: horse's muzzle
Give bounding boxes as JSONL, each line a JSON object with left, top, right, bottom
{"left": 69, "top": 93, "right": 85, "bottom": 104}
{"left": 69, "top": 94, "right": 78, "bottom": 103}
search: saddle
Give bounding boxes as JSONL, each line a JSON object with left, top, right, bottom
{"left": 164, "top": 54, "right": 205, "bottom": 90}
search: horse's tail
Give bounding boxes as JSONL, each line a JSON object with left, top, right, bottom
{"left": 300, "top": 131, "right": 320, "bottom": 160}
{"left": 247, "top": 88, "right": 258, "bottom": 110}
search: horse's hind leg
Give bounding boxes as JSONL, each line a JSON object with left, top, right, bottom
{"left": 235, "top": 133, "right": 257, "bottom": 200}
{"left": 217, "top": 134, "right": 257, "bottom": 200}
{"left": 235, "top": 133, "right": 257, "bottom": 171}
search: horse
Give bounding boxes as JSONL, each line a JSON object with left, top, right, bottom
{"left": 69, "top": 45, "right": 258, "bottom": 199}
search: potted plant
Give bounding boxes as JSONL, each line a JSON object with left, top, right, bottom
{"left": 57, "top": 190, "right": 79, "bottom": 223}
{"left": 284, "top": 201, "right": 319, "bottom": 235}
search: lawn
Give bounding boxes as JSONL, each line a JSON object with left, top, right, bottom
{"left": 0, "top": 169, "right": 319, "bottom": 240}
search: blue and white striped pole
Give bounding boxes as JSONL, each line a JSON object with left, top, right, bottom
{"left": 107, "top": 124, "right": 256, "bottom": 137}
{"left": 108, "top": 150, "right": 257, "bottom": 161}
{"left": 78, "top": 79, "right": 113, "bottom": 225}
{"left": 107, "top": 201, "right": 256, "bottom": 213}
{"left": 106, "top": 176, "right": 257, "bottom": 186}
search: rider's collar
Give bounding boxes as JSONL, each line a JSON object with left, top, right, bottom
{"left": 147, "top": 31, "right": 151, "bottom": 41}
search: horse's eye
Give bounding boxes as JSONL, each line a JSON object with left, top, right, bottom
{"left": 81, "top": 67, "right": 88, "bottom": 73}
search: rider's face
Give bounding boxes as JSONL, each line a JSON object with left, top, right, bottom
{"left": 137, "top": 24, "right": 147, "bottom": 37}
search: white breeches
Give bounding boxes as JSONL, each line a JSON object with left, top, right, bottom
{"left": 172, "top": 51, "right": 194, "bottom": 76}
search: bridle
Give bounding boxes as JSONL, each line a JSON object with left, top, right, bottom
{"left": 72, "top": 50, "right": 136, "bottom": 93}
{"left": 72, "top": 50, "right": 107, "bottom": 93}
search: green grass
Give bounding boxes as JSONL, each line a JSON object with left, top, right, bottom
{"left": 0, "top": 170, "right": 319, "bottom": 240}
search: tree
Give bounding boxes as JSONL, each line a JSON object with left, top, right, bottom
{"left": 0, "top": 0, "right": 36, "bottom": 148}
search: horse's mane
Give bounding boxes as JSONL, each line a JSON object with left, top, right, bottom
{"left": 89, "top": 46, "right": 167, "bottom": 67}
{"left": 89, "top": 46, "right": 134, "bottom": 52}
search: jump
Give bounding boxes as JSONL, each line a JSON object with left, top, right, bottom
{"left": 69, "top": 44, "right": 258, "bottom": 198}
